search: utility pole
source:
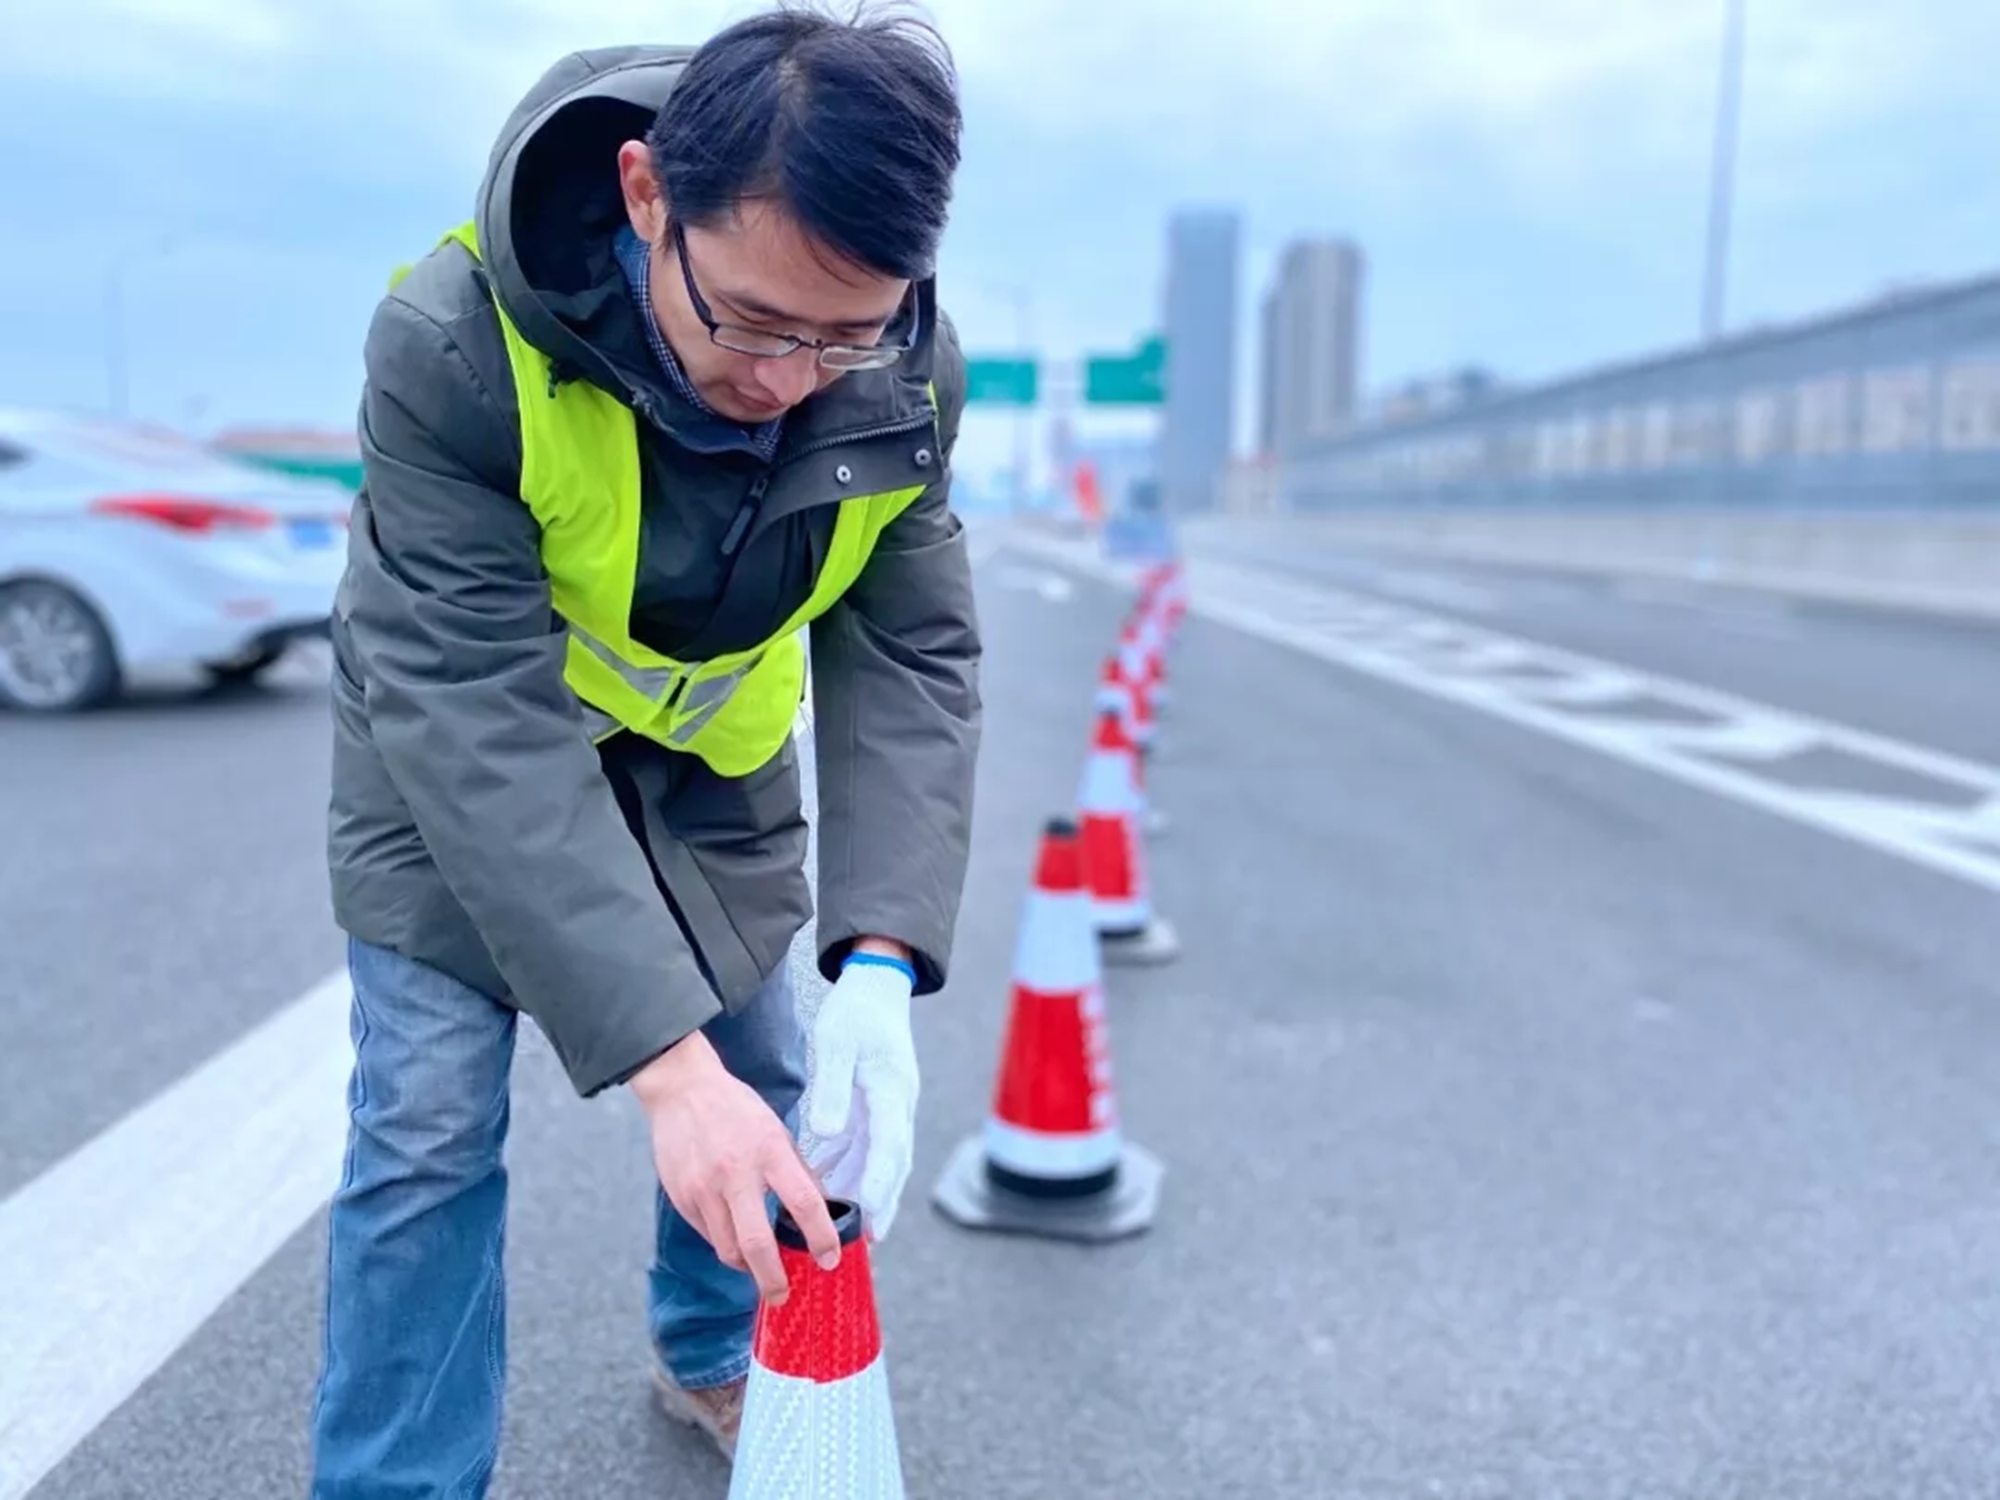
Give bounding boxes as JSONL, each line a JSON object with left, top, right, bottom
{"left": 1700, "top": 0, "right": 1747, "bottom": 343}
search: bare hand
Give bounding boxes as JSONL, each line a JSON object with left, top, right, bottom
{"left": 630, "top": 1031, "right": 842, "bottom": 1304}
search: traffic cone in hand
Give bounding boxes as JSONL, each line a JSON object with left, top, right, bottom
{"left": 931, "top": 817, "right": 1163, "bottom": 1242}
{"left": 1078, "top": 709, "right": 1180, "bottom": 965}
{"left": 729, "top": 1199, "right": 905, "bottom": 1499}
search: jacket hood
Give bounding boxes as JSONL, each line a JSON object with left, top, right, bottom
{"left": 473, "top": 46, "right": 693, "bottom": 405}
{"left": 469, "top": 45, "right": 942, "bottom": 450}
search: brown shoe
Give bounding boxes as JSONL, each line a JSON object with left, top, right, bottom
{"left": 651, "top": 1361, "right": 746, "bottom": 1461}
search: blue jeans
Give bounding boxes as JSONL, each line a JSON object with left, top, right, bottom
{"left": 308, "top": 937, "right": 807, "bottom": 1499}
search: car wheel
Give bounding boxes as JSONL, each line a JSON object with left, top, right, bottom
{"left": 0, "top": 578, "right": 122, "bottom": 712}
{"left": 202, "top": 643, "right": 288, "bottom": 687}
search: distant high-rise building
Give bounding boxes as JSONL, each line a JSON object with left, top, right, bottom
{"left": 1157, "top": 209, "right": 1241, "bottom": 514}
{"left": 1258, "top": 238, "right": 1364, "bottom": 459}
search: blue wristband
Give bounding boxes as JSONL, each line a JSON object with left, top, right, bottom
{"left": 844, "top": 951, "right": 918, "bottom": 986}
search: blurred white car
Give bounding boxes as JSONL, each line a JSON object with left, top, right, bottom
{"left": 0, "top": 408, "right": 354, "bottom": 711}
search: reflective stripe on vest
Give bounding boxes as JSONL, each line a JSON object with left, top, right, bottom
{"left": 566, "top": 621, "right": 752, "bottom": 746}
{"left": 392, "top": 222, "right": 937, "bottom": 776}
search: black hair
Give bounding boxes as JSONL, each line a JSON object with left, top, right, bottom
{"left": 646, "top": 3, "right": 961, "bottom": 281}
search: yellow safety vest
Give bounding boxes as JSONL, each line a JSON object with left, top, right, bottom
{"left": 388, "top": 222, "right": 931, "bottom": 777}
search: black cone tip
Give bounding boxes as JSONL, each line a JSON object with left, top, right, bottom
{"left": 774, "top": 1196, "right": 865, "bottom": 1251}
{"left": 1043, "top": 815, "right": 1079, "bottom": 839}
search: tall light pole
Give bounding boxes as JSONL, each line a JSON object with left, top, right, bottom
{"left": 1700, "top": 0, "right": 1748, "bottom": 343}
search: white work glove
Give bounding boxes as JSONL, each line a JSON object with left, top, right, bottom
{"left": 803, "top": 951, "right": 919, "bottom": 1242}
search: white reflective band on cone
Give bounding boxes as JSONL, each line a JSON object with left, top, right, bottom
{"left": 1079, "top": 746, "right": 1140, "bottom": 818}
{"left": 983, "top": 1117, "right": 1122, "bottom": 1181}
{"left": 1091, "top": 891, "right": 1149, "bottom": 931}
{"left": 730, "top": 1356, "right": 904, "bottom": 1500}
{"left": 1012, "top": 889, "right": 1097, "bottom": 994}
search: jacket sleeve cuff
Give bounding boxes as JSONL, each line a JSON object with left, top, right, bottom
{"left": 548, "top": 985, "right": 723, "bottom": 1099}
{"left": 817, "top": 927, "right": 946, "bottom": 996}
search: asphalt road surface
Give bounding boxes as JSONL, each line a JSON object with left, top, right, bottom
{"left": 5, "top": 521, "right": 1999, "bottom": 1498}
{"left": 1187, "top": 520, "right": 2000, "bottom": 767}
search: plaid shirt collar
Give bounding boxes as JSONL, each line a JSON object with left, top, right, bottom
{"left": 613, "top": 226, "right": 783, "bottom": 462}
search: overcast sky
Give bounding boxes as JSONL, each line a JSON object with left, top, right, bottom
{"left": 3, "top": 0, "right": 1996, "bottom": 494}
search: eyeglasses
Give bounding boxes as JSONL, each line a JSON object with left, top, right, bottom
{"left": 669, "top": 221, "right": 919, "bottom": 372}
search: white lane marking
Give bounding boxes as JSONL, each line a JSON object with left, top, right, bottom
{"left": 995, "top": 564, "right": 1074, "bottom": 602}
{"left": 1635, "top": 714, "right": 1824, "bottom": 762}
{"left": 1429, "top": 638, "right": 1539, "bottom": 674}
{"left": 0, "top": 972, "right": 353, "bottom": 1500}
{"left": 1504, "top": 664, "right": 1643, "bottom": 707}
{"left": 1007, "top": 532, "right": 2000, "bottom": 896}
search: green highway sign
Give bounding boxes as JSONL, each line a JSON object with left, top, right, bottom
{"left": 964, "top": 357, "right": 1039, "bottom": 407}
{"left": 1084, "top": 334, "right": 1167, "bottom": 405}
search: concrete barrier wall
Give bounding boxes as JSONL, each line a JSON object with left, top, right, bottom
{"left": 1189, "top": 509, "right": 2000, "bottom": 622}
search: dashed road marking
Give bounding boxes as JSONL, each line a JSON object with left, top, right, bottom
{"left": 995, "top": 564, "right": 1074, "bottom": 601}
{"left": 1010, "top": 531, "right": 2000, "bottom": 897}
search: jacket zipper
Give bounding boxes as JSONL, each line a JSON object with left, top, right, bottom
{"left": 721, "top": 409, "right": 935, "bottom": 558}
{"left": 720, "top": 471, "right": 770, "bottom": 557}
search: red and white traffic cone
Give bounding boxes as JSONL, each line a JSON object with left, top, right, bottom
{"left": 1134, "top": 571, "right": 1183, "bottom": 716}
{"left": 1093, "top": 650, "right": 1137, "bottom": 731}
{"left": 1128, "top": 723, "right": 1169, "bottom": 839}
{"left": 1077, "top": 708, "right": 1180, "bottom": 965}
{"left": 729, "top": 1200, "right": 905, "bottom": 1499}
{"left": 1148, "top": 559, "right": 1188, "bottom": 636}
{"left": 1099, "top": 637, "right": 1169, "bottom": 838}
{"left": 1131, "top": 607, "right": 1171, "bottom": 713}
{"left": 1115, "top": 627, "right": 1158, "bottom": 754}
{"left": 931, "top": 817, "right": 1163, "bottom": 1242}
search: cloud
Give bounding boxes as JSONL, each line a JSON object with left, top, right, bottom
{"left": 6, "top": 0, "right": 1960, "bottom": 194}
{"left": 1, "top": 0, "right": 1995, "bottom": 481}
{"left": 939, "top": 0, "right": 1950, "bottom": 184}
{"left": 0, "top": 0, "right": 297, "bottom": 107}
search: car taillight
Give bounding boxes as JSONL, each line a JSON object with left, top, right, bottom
{"left": 90, "top": 494, "right": 276, "bottom": 532}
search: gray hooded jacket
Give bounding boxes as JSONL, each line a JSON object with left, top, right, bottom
{"left": 326, "top": 45, "right": 981, "bottom": 1097}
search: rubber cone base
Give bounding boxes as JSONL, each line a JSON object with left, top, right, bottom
{"left": 1099, "top": 915, "right": 1181, "bottom": 966}
{"left": 931, "top": 1136, "right": 1163, "bottom": 1242}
